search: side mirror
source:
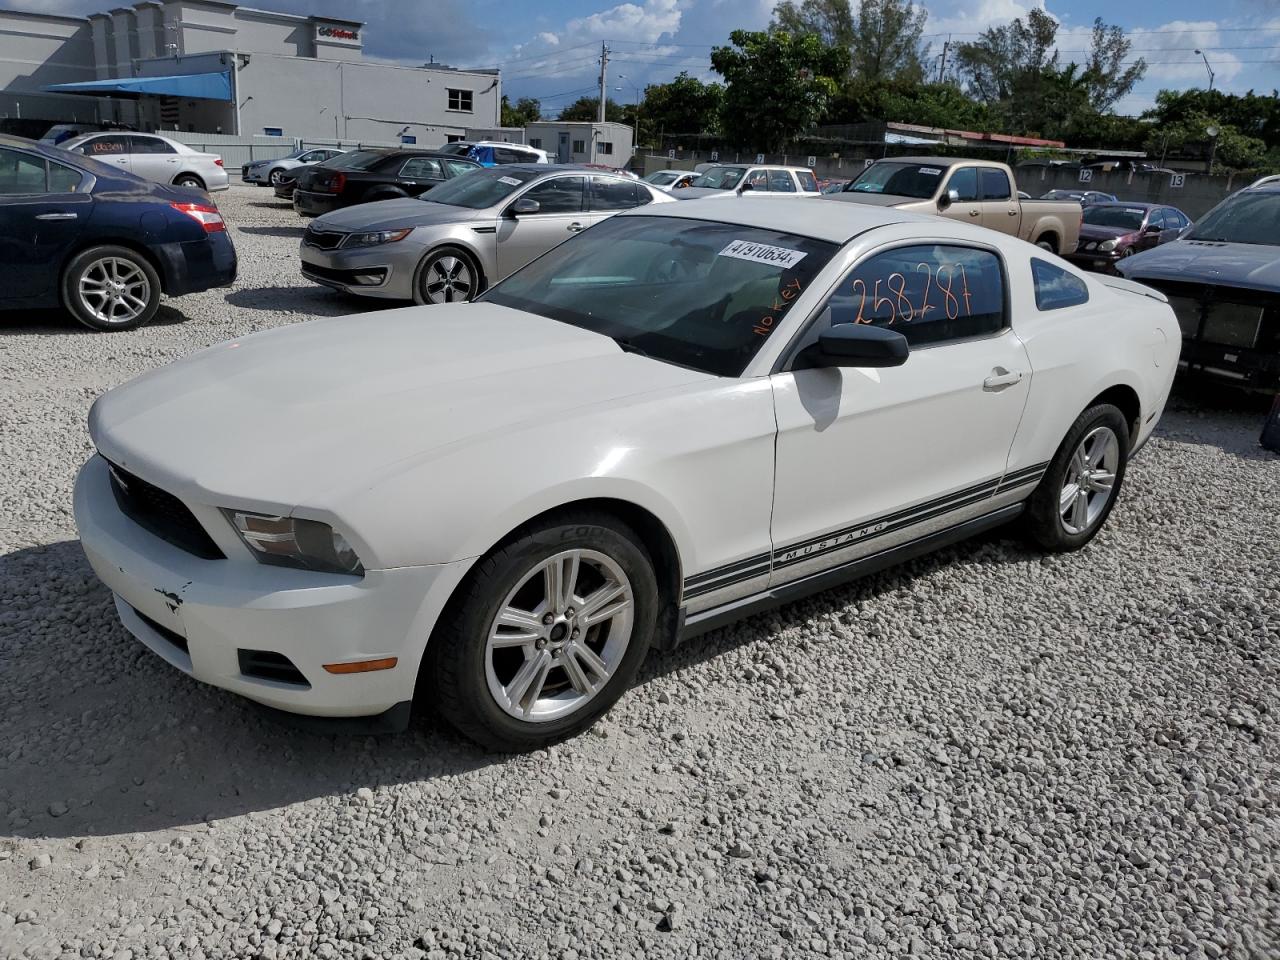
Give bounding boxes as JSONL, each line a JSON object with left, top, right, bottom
{"left": 937, "top": 189, "right": 956, "bottom": 211}
{"left": 797, "top": 323, "right": 910, "bottom": 369}
{"left": 739, "top": 181, "right": 754, "bottom": 193}
{"left": 509, "top": 197, "right": 540, "bottom": 216}
{"left": 1142, "top": 223, "right": 1161, "bottom": 234}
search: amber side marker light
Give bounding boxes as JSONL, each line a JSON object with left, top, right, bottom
{"left": 323, "top": 657, "right": 398, "bottom": 675}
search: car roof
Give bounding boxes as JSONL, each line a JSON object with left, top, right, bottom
{"left": 619, "top": 195, "right": 945, "bottom": 243}
{"left": 1090, "top": 201, "right": 1159, "bottom": 210}
{"left": 1245, "top": 182, "right": 1280, "bottom": 193}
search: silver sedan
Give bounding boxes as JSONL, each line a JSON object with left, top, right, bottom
{"left": 298, "top": 165, "right": 673, "bottom": 304}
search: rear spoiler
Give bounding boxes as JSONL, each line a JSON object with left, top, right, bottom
{"left": 1099, "top": 275, "right": 1169, "bottom": 304}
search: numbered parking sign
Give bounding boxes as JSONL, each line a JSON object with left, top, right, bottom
{"left": 710, "top": 151, "right": 719, "bottom": 162}
{"left": 667, "top": 149, "right": 675, "bottom": 160}
{"left": 1170, "top": 173, "right": 1186, "bottom": 189}
{"left": 864, "top": 158, "right": 874, "bottom": 168}
{"left": 806, "top": 155, "right": 816, "bottom": 168}
{"left": 1078, "top": 168, "right": 1094, "bottom": 183}
{"left": 755, "top": 154, "right": 765, "bottom": 164}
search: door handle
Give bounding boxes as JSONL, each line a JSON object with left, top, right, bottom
{"left": 35, "top": 212, "right": 78, "bottom": 220}
{"left": 983, "top": 368, "right": 1024, "bottom": 391}
{"left": 1007, "top": 209, "right": 1018, "bottom": 216}
{"left": 968, "top": 209, "right": 980, "bottom": 217}
{"left": 567, "top": 222, "right": 584, "bottom": 232}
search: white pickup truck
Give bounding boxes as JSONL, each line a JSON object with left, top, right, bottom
{"left": 827, "top": 157, "right": 1082, "bottom": 255}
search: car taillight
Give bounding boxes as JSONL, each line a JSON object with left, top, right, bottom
{"left": 171, "top": 201, "right": 226, "bottom": 233}
{"left": 214, "top": 158, "right": 224, "bottom": 167}
{"left": 325, "top": 172, "right": 346, "bottom": 194}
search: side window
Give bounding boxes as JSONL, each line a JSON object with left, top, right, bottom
{"left": 980, "top": 168, "right": 1011, "bottom": 200}
{"left": 590, "top": 176, "right": 640, "bottom": 211}
{"left": 80, "top": 136, "right": 127, "bottom": 156}
{"left": 821, "top": 244, "right": 1007, "bottom": 346}
{"left": 443, "top": 159, "right": 478, "bottom": 177}
{"left": 1147, "top": 210, "right": 1165, "bottom": 231}
{"left": 945, "top": 167, "right": 979, "bottom": 202}
{"left": 129, "top": 136, "right": 175, "bottom": 154}
{"left": 768, "top": 169, "right": 796, "bottom": 192}
{"left": 298, "top": 151, "right": 322, "bottom": 163}
{"left": 399, "top": 157, "right": 443, "bottom": 180}
{"left": 797, "top": 170, "right": 819, "bottom": 193}
{"left": 1031, "top": 257, "right": 1090, "bottom": 311}
{"left": 48, "top": 161, "right": 83, "bottom": 193}
{"left": 521, "top": 176, "right": 584, "bottom": 214}
{"left": 0, "top": 148, "right": 50, "bottom": 194}
{"left": 745, "top": 169, "right": 769, "bottom": 191}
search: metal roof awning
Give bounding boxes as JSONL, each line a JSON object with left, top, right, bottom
{"left": 44, "top": 71, "right": 232, "bottom": 101}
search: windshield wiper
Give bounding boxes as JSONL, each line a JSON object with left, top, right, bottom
{"left": 612, "top": 336, "right": 654, "bottom": 359}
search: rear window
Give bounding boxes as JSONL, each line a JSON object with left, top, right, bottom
{"left": 797, "top": 170, "right": 819, "bottom": 193}
{"left": 325, "top": 150, "right": 391, "bottom": 171}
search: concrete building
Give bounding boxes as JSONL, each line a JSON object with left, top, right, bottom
{"left": 525, "top": 121, "right": 635, "bottom": 166}
{"left": 0, "top": 1, "right": 500, "bottom": 142}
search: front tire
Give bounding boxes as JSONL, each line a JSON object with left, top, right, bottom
{"left": 268, "top": 168, "right": 286, "bottom": 186}
{"left": 426, "top": 512, "right": 659, "bottom": 751}
{"left": 413, "top": 247, "right": 481, "bottom": 305}
{"left": 61, "top": 245, "right": 162, "bottom": 332}
{"left": 1024, "top": 403, "right": 1130, "bottom": 552}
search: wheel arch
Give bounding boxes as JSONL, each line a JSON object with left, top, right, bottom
{"left": 1033, "top": 229, "right": 1060, "bottom": 253}
{"left": 1087, "top": 383, "right": 1141, "bottom": 448}
{"left": 172, "top": 171, "right": 206, "bottom": 189}
{"left": 60, "top": 237, "right": 171, "bottom": 295}
{"left": 413, "top": 241, "right": 489, "bottom": 297}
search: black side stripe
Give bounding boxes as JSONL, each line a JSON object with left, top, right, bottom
{"left": 682, "top": 462, "right": 1050, "bottom": 599}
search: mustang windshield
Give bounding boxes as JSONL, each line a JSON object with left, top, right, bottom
{"left": 1083, "top": 206, "right": 1146, "bottom": 230}
{"left": 482, "top": 215, "right": 837, "bottom": 377}
{"left": 845, "top": 162, "right": 945, "bottom": 198}
{"left": 1186, "top": 191, "right": 1280, "bottom": 245}
{"left": 419, "top": 167, "right": 540, "bottom": 208}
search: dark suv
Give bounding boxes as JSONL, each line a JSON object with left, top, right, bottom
{"left": 292, "top": 149, "right": 480, "bottom": 216}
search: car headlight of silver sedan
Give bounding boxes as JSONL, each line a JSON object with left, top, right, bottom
{"left": 345, "top": 228, "right": 412, "bottom": 248}
{"left": 222, "top": 509, "right": 365, "bottom": 576}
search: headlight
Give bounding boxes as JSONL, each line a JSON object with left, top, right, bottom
{"left": 223, "top": 510, "right": 365, "bottom": 576}
{"left": 345, "top": 228, "right": 412, "bottom": 247}
{"left": 1098, "top": 238, "right": 1118, "bottom": 252}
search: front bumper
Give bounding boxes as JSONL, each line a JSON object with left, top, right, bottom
{"left": 73, "top": 455, "right": 469, "bottom": 719}
{"left": 1065, "top": 250, "right": 1124, "bottom": 272}
{"left": 299, "top": 241, "right": 416, "bottom": 300}
{"left": 294, "top": 190, "right": 341, "bottom": 216}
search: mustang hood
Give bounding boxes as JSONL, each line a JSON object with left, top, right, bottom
{"left": 312, "top": 198, "right": 485, "bottom": 232}
{"left": 89, "top": 304, "right": 712, "bottom": 509}
{"left": 1118, "top": 239, "right": 1280, "bottom": 292}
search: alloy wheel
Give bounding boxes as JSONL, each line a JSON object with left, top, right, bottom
{"left": 1059, "top": 425, "right": 1120, "bottom": 535}
{"left": 484, "top": 549, "right": 634, "bottom": 723}
{"left": 76, "top": 257, "right": 152, "bottom": 326}
{"left": 269, "top": 169, "right": 284, "bottom": 185}
{"left": 422, "top": 254, "right": 474, "bottom": 304}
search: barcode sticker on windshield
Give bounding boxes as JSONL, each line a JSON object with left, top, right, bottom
{"left": 918, "top": 167, "right": 942, "bottom": 175}
{"left": 718, "top": 240, "right": 807, "bottom": 269}
{"left": 498, "top": 176, "right": 521, "bottom": 186}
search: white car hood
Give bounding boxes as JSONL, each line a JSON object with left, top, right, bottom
{"left": 90, "top": 304, "right": 713, "bottom": 509}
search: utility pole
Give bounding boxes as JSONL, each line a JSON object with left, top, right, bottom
{"left": 937, "top": 34, "right": 950, "bottom": 84}
{"left": 597, "top": 42, "right": 610, "bottom": 124}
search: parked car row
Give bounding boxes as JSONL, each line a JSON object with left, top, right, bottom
{"left": 60, "top": 131, "right": 229, "bottom": 193}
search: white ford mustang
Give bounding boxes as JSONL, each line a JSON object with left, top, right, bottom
{"left": 75, "top": 199, "right": 1181, "bottom": 750}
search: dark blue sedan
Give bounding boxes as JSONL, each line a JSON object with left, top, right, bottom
{"left": 0, "top": 134, "right": 236, "bottom": 331}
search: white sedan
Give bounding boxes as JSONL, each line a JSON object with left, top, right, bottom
{"left": 74, "top": 199, "right": 1180, "bottom": 750}
{"left": 61, "top": 131, "right": 229, "bottom": 192}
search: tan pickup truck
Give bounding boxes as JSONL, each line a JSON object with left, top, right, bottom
{"left": 826, "top": 157, "right": 1082, "bottom": 255}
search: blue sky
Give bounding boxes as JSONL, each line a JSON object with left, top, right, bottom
{"left": 18, "top": 0, "right": 1280, "bottom": 116}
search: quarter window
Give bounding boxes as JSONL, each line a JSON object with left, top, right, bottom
{"left": 946, "top": 167, "right": 979, "bottom": 202}
{"left": 399, "top": 157, "right": 444, "bottom": 180}
{"left": 820, "top": 244, "right": 1006, "bottom": 346}
{"left": 1030, "top": 258, "right": 1090, "bottom": 311}
{"left": 797, "top": 170, "right": 819, "bottom": 192}
{"left": 980, "top": 168, "right": 1011, "bottom": 200}
{"left": 447, "top": 89, "right": 473, "bottom": 112}
{"left": 520, "top": 176, "right": 584, "bottom": 214}
{"left": 443, "top": 158, "right": 478, "bottom": 177}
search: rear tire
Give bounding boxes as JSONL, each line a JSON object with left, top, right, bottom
{"left": 1023, "top": 403, "right": 1130, "bottom": 552}
{"left": 61, "top": 245, "right": 162, "bottom": 332}
{"left": 173, "top": 174, "right": 205, "bottom": 190}
{"left": 1035, "top": 236, "right": 1058, "bottom": 253}
{"left": 426, "top": 511, "right": 659, "bottom": 751}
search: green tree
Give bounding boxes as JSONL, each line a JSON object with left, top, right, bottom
{"left": 1146, "top": 111, "right": 1268, "bottom": 171}
{"left": 771, "top": 0, "right": 857, "bottom": 51}
{"left": 639, "top": 72, "right": 724, "bottom": 138}
{"left": 557, "top": 96, "right": 626, "bottom": 122}
{"left": 711, "top": 29, "right": 850, "bottom": 151}
{"left": 1144, "top": 88, "right": 1280, "bottom": 150}
{"left": 770, "top": 0, "right": 927, "bottom": 82}
{"left": 500, "top": 96, "right": 542, "bottom": 128}
{"left": 953, "top": 7, "right": 1058, "bottom": 108}
{"left": 1080, "top": 18, "right": 1145, "bottom": 113}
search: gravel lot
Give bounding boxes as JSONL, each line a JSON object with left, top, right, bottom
{"left": 1, "top": 185, "right": 1278, "bottom": 960}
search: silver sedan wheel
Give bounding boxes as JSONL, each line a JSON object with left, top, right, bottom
{"left": 269, "top": 169, "right": 285, "bottom": 185}
{"left": 1059, "top": 425, "right": 1120, "bottom": 535}
{"left": 485, "top": 549, "right": 634, "bottom": 723}
{"left": 76, "top": 257, "right": 152, "bottom": 326}
{"left": 421, "top": 253, "right": 474, "bottom": 304}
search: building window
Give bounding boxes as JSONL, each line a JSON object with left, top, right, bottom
{"left": 572, "top": 139, "right": 586, "bottom": 154}
{"left": 400, "top": 135, "right": 417, "bottom": 144}
{"left": 598, "top": 141, "right": 613, "bottom": 155}
{"left": 446, "top": 134, "right": 464, "bottom": 143}
{"left": 263, "top": 126, "right": 283, "bottom": 137}
{"left": 447, "top": 89, "right": 473, "bottom": 112}
{"left": 528, "top": 138, "right": 542, "bottom": 149}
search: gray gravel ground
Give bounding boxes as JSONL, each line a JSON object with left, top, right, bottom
{"left": 1, "top": 185, "right": 1278, "bottom": 959}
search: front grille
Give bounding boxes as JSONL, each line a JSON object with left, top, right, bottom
{"left": 238, "top": 649, "right": 310, "bottom": 687}
{"left": 133, "top": 606, "right": 189, "bottom": 653}
{"left": 303, "top": 226, "right": 346, "bottom": 250}
{"left": 106, "top": 460, "right": 225, "bottom": 560}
